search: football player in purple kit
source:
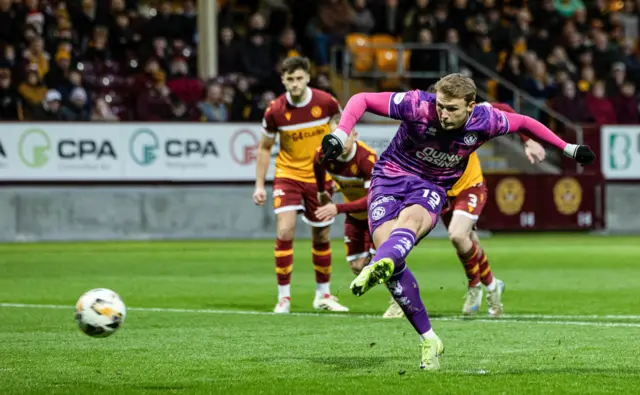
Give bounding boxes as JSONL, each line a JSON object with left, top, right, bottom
{"left": 320, "top": 73, "right": 595, "bottom": 371}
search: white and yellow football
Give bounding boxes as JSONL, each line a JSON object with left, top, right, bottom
{"left": 75, "top": 288, "right": 126, "bottom": 338}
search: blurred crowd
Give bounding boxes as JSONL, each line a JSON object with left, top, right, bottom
{"left": 0, "top": 0, "right": 638, "bottom": 125}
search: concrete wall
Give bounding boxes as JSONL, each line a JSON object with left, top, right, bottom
{"left": 605, "top": 184, "right": 640, "bottom": 234}
{"left": 0, "top": 186, "right": 450, "bottom": 242}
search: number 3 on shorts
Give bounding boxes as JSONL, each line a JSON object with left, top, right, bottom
{"left": 423, "top": 189, "right": 441, "bottom": 210}
{"left": 468, "top": 193, "right": 478, "bottom": 208}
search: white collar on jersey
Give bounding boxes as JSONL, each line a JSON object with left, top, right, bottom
{"left": 286, "top": 87, "right": 312, "bottom": 108}
{"left": 338, "top": 142, "right": 357, "bottom": 162}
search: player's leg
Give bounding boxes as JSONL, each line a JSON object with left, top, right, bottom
{"left": 352, "top": 177, "right": 446, "bottom": 369}
{"left": 447, "top": 185, "right": 504, "bottom": 317}
{"left": 344, "top": 216, "right": 369, "bottom": 275}
{"left": 470, "top": 228, "right": 505, "bottom": 317}
{"left": 272, "top": 178, "right": 305, "bottom": 314}
{"left": 304, "top": 181, "right": 348, "bottom": 312}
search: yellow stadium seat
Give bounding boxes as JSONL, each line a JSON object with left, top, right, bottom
{"left": 346, "top": 33, "right": 373, "bottom": 72}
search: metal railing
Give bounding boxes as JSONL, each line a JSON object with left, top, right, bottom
{"left": 330, "top": 42, "right": 584, "bottom": 173}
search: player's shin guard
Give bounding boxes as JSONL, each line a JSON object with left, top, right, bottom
{"left": 386, "top": 267, "right": 432, "bottom": 335}
{"left": 372, "top": 228, "right": 416, "bottom": 273}
{"left": 312, "top": 242, "right": 332, "bottom": 296}
{"left": 275, "top": 239, "right": 293, "bottom": 298}
{"left": 458, "top": 242, "right": 481, "bottom": 288}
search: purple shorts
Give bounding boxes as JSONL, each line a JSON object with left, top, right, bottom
{"left": 367, "top": 174, "right": 447, "bottom": 243}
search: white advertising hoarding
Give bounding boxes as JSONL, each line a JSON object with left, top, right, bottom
{"left": 601, "top": 125, "right": 640, "bottom": 180}
{"left": 0, "top": 123, "right": 397, "bottom": 181}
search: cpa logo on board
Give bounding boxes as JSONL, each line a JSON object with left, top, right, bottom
{"left": 18, "top": 128, "right": 51, "bottom": 168}
{"left": 130, "top": 129, "right": 159, "bottom": 166}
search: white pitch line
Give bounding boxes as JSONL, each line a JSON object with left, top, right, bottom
{"left": 2, "top": 303, "right": 640, "bottom": 328}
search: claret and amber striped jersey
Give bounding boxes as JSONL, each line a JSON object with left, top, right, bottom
{"left": 262, "top": 87, "right": 341, "bottom": 183}
{"left": 314, "top": 141, "right": 377, "bottom": 220}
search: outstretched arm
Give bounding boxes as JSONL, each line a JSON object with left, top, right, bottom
{"left": 335, "top": 92, "right": 393, "bottom": 139}
{"left": 503, "top": 112, "right": 594, "bottom": 164}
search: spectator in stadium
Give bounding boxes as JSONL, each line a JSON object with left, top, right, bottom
{"left": 592, "top": 30, "right": 621, "bottom": 79}
{"left": 136, "top": 71, "right": 173, "bottom": 121}
{"left": 45, "top": 49, "right": 73, "bottom": 90}
{"left": 614, "top": 1, "right": 638, "bottom": 42}
{"left": 59, "top": 86, "right": 91, "bottom": 121}
{"left": 532, "top": 0, "right": 564, "bottom": 36}
{"left": 273, "top": 28, "right": 302, "bottom": 62}
{"left": 509, "top": 8, "right": 532, "bottom": 49}
{"left": 90, "top": 97, "right": 119, "bottom": 122}
{"left": 32, "top": 89, "right": 62, "bottom": 121}
{"left": 620, "top": 38, "right": 640, "bottom": 81}
{"left": 585, "top": 80, "right": 616, "bottom": 125}
{"left": 546, "top": 46, "right": 577, "bottom": 78}
{"left": 167, "top": 56, "right": 202, "bottom": 106}
{"left": 1, "top": 44, "right": 17, "bottom": 73}
{"left": 577, "top": 65, "right": 595, "bottom": 93}
{"left": 230, "top": 76, "right": 253, "bottom": 121}
{"left": 0, "top": 68, "right": 20, "bottom": 120}
{"left": 403, "top": 0, "right": 433, "bottom": 41}
{"left": 248, "top": 90, "right": 275, "bottom": 122}
{"left": 218, "top": 27, "right": 242, "bottom": 76}
{"left": 23, "top": 36, "right": 49, "bottom": 79}
{"left": 168, "top": 94, "right": 191, "bottom": 122}
{"left": 57, "top": 68, "right": 84, "bottom": 106}
{"left": 194, "top": 82, "right": 228, "bottom": 122}
{"left": 523, "top": 59, "right": 556, "bottom": 101}
{"left": 606, "top": 62, "right": 627, "bottom": 97}
{"left": 552, "top": 80, "right": 590, "bottom": 124}
{"left": 554, "top": 0, "right": 586, "bottom": 19}
{"left": 409, "top": 28, "right": 438, "bottom": 91}
{"left": 0, "top": 0, "right": 20, "bottom": 47}
{"left": 241, "top": 29, "right": 273, "bottom": 81}
{"left": 498, "top": 54, "right": 525, "bottom": 103}
{"left": 18, "top": 66, "right": 47, "bottom": 119}
{"left": 84, "top": 26, "right": 111, "bottom": 63}
{"left": 109, "top": 12, "right": 134, "bottom": 62}
{"left": 314, "top": 73, "right": 337, "bottom": 98}
{"left": 351, "top": 0, "right": 375, "bottom": 35}
{"left": 309, "top": 0, "right": 354, "bottom": 66}
{"left": 612, "top": 81, "right": 639, "bottom": 125}
{"left": 146, "top": 1, "right": 182, "bottom": 41}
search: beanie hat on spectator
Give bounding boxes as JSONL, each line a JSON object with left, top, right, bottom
{"left": 56, "top": 49, "right": 71, "bottom": 61}
{"left": 71, "top": 87, "right": 87, "bottom": 102}
{"left": 46, "top": 90, "right": 62, "bottom": 102}
{"left": 26, "top": 11, "right": 45, "bottom": 33}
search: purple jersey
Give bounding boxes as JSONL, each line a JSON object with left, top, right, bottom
{"left": 375, "top": 90, "right": 510, "bottom": 191}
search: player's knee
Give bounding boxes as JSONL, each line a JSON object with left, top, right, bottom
{"left": 350, "top": 258, "right": 367, "bottom": 275}
{"left": 312, "top": 226, "right": 331, "bottom": 244}
{"left": 448, "top": 229, "right": 470, "bottom": 249}
{"left": 277, "top": 225, "right": 295, "bottom": 241}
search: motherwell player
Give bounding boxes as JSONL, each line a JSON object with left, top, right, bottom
{"left": 383, "top": 100, "right": 547, "bottom": 319}
{"left": 313, "top": 131, "right": 377, "bottom": 276}
{"left": 252, "top": 56, "right": 348, "bottom": 314}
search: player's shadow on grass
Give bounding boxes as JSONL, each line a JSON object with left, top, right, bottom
{"left": 298, "top": 356, "right": 401, "bottom": 370}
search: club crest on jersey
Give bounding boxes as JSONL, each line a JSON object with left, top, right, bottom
{"left": 371, "top": 206, "right": 386, "bottom": 221}
{"left": 427, "top": 126, "right": 437, "bottom": 135}
{"left": 285, "top": 112, "right": 292, "bottom": 121}
{"left": 311, "top": 106, "right": 322, "bottom": 118}
{"left": 350, "top": 164, "right": 358, "bottom": 175}
{"left": 463, "top": 132, "right": 478, "bottom": 145}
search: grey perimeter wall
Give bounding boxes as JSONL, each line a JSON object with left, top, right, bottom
{"left": 0, "top": 186, "right": 451, "bottom": 242}
{"left": 0, "top": 184, "right": 636, "bottom": 243}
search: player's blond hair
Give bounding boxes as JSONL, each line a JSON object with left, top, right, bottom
{"left": 434, "top": 73, "right": 477, "bottom": 104}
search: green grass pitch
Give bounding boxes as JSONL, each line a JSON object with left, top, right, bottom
{"left": 1, "top": 234, "right": 640, "bottom": 394}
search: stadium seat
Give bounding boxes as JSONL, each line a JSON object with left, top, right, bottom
{"left": 346, "top": 33, "right": 373, "bottom": 72}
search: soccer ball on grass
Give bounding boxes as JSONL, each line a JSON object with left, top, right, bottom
{"left": 75, "top": 288, "right": 126, "bottom": 338}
